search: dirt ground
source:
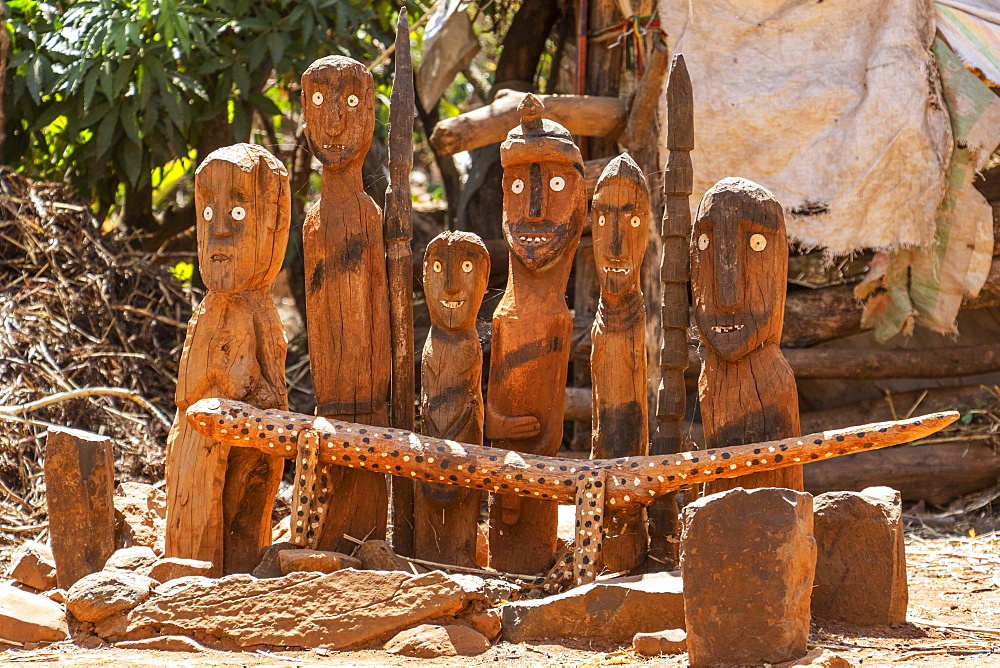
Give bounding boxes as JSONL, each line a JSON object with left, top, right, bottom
{"left": 1, "top": 529, "right": 998, "bottom": 667}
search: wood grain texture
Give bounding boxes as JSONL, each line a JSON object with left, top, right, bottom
{"left": 590, "top": 153, "right": 650, "bottom": 573}
{"left": 692, "top": 177, "right": 802, "bottom": 494}
{"left": 486, "top": 94, "right": 586, "bottom": 573}
{"left": 302, "top": 56, "right": 391, "bottom": 553}
{"left": 165, "top": 143, "right": 290, "bottom": 575}
{"left": 414, "top": 232, "right": 489, "bottom": 567}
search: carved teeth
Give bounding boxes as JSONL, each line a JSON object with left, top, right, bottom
{"left": 711, "top": 324, "right": 744, "bottom": 333}
{"left": 603, "top": 267, "right": 629, "bottom": 274}
{"left": 440, "top": 300, "right": 464, "bottom": 309}
{"left": 517, "top": 235, "right": 549, "bottom": 244}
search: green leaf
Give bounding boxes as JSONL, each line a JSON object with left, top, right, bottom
{"left": 120, "top": 100, "right": 140, "bottom": 144}
{"left": 112, "top": 58, "right": 133, "bottom": 96}
{"left": 26, "top": 56, "right": 43, "bottom": 103}
{"left": 120, "top": 135, "right": 143, "bottom": 184}
{"left": 93, "top": 110, "right": 117, "bottom": 159}
{"left": 266, "top": 32, "right": 284, "bottom": 66}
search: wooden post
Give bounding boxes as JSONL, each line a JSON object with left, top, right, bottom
{"left": 590, "top": 153, "right": 650, "bottom": 573}
{"left": 692, "top": 178, "right": 803, "bottom": 494}
{"left": 45, "top": 427, "right": 116, "bottom": 588}
{"left": 165, "top": 143, "right": 290, "bottom": 574}
{"left": 414, "top": 232, "right": 490, "bottom": 567}
{"left": 301, "top": 56, "right": 391, "bottom": 553}
{"left": 486, "top": 94, "right": 586, "bottom": 574}
{"left": 385, "top": 8, "right": 417, "bottom": 557}
{"left": 647, "top": 53, "right": 693, "bottom": 568}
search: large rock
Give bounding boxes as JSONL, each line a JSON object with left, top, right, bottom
{"left": 148, "top": 558, "right": 214, "bottom": 584}
{"left": 277, "top": 549, "right": 361, "bottom": 575}
{"left": 449, "top": 574, "right": 521, "bottom": 606}
{"left": 113, "top": 482, "right": 166, "bottom": 555}
{"left": 5, "top": 541, "right": 57, "bottom": 591}
{"left": 95, "top": 569, "right": 484, "bottom": 649}
{"left": 812, "top": 487, "right": 907, "bottom": 625}
{"left": 356, "top": 540, "right": 409, "bottom": 571}
{"left": 66, "top": 571, "right": 153, "bottom": 622}
{"left": 104, "top": 546, "right": 159, "bottom": 575}
{"left": 384, "top": 624, "right": 490, "bottom": 657}
{"left": 501, "top": 572, "right": 683, "bottom": 643}
{"left": 251, "top": 541, "right": 295, "bottom": 579}
{"left": 681, "top": 487, "right": 816, "bottom": 668}
{"left": 0, "top": 583, "right": 69, "bottom": 643}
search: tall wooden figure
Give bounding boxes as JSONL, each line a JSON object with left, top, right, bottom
{"left": 301, "top": 56, "right": 391, "bottom": 551}
{"left": 692, "top": 177, "right": 802, "bottom": 493}
{"left": 590, "top": 153, "right": 650, "bottom": 573}
{"left": 487, "top": 94, "right": 586, "bottom": 574}
{"left": 166, "top": 143, "right": 290, "bottom": 575}
{"left": 414, "top": 231, "right": 490, "bottom": 567}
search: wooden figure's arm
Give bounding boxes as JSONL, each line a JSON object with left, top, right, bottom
{"left": 485, "top": 401, "right": 541, "bottom": 440}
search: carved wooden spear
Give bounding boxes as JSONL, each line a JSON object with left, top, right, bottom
{"left": 385, "top": 7, "right": 416, "bottom": 556}
{"left": 647, "top": 53, "right": 694, "bottom": 569}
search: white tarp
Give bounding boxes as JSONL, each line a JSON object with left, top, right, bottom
{"left": 658, "top": 0, "right": 953, "bottom": 254}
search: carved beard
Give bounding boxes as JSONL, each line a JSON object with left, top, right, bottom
{"left": 503, "top": 212, "right": 584, "bottom": 273}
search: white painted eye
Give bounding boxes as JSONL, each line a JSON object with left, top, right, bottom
{"left": 698, "top": 233, "right": 709, "bottom": 250}
{"left": 312, "top": 91, "right": 324, "bottom": 106}
{"left": 511, "top": 179, "right": 524, "bottom": 194}
{"left": 347, "top": 94, "right": 359, "bottom": 107}
{"left": 462, "top": 260, "right": 473, "bottom": 273}
{"left": 630, "top": 215, "right": 641, "bottom": 228}
{"left": 549, "top": 176, "right": 565, "bottom": 192}
{"left": 598, "top": 215, "right": 606, "bottom": 227}
{"left": 433, "top": 260, "right": 442, "bottom": 273}
{"left": 231, "top": 206, "right": 246, "bottom": 221}
{"left": 203, "top": 206, "right": 213, "bottom": 221}
{"left": 750, "top": 233, "right": 767, "bottom": 251}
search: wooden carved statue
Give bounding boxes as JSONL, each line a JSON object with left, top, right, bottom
{"left": 486, "top": 93, "right": 586, "bottom": 574}
{"left": 300, "top": 56, "right": 390, "bottom": 551}
{"left": 590, "top": 152, "right": 650, "bottom": 573}
{"left": 165, "top": 143, "right": 290, "bottom": 574}
{"left": 414, "top": 231, "right": 490, "bottom": 567}
{"left": 692, "top": 177, "right": 802, "bottom": 494}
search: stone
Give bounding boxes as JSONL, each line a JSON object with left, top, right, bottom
{"left": 277, "top": 548, "right": 361, "bottom": 575}
{"left": 104, "top": 546, "right": 159, "bottom": 575}
{"left": 681, "top": 487, "right": 816, "bottom": 668}
{"left": 632, "top": 628, "right": 686, "bottom": 656}
{"left": 251, "top": 541, "right": 295, "bottom": 579}
{"left": 776, "top": 647, "right": 858, "bottom": 667}
{"left": 66, "top": 571, "right": 153, "bottom": 622}
{"left": 5, "top": 541, "right": 57, "bottom": 591}
{"left": 95, "top": 569, "right": 484, "bottom": 649}
{"left": 462, "top": 609, "right": 501, "bottom": 640}
{"left": 148, "top": 557, "right": 214, "bottom": 584}
{"left": 46, "top": 589, "right": 66, "bottom": 604}
{"left": 113, "top": 482, "right": 166, "bottom": 556}
{"left": 448, "top": 574, "right": 521, "bottom": 606}
{"left": 272, "top": 515, "right": 291, "bottom": 543}
{"left": 0, "top": 583, "right": 69, "bottom": 643}
{"left": 356, "top": 539, "right": 409, "bottom": 571}
{"left": 812, "top": 486, "right": 907, "bottom": 625}
{"left": 384, "top": 624, "right": 490, "bottom": 657}
{"left": 501, "top": 571, "right": 683, "bottom": 643}
{"left": 117, "top": 636, "right": 207, "bottom": 652}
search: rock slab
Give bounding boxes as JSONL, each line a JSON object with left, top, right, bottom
{"left": 105, "top": 546, "right": 159, "bottom": 575}
{"left": 6, "top": 540, "right": 57, "bottom": 591}
{"left": 148, "top": 557, "right": 214, "bottom": 584}
{"left": 384, "top": 624, "right": 490, "bottom": 657}
{"left": 95, "top": 569, "right": 483, "bottom": 649}
{"left": 66, "top": 571, "right": 153, "bottom": 622}
{"left": 812, "top": 486, "right": 907, "bottom": 624}
{"left": 501, "top": 571, "right": 684, "bottom": 643}
{"left": 632, "top": 628, "right": 686, "bottom": 656}
{"left": 681, "top": 487, "right": 816, "bottom": 667}
{"left": 0, "top": 583, "right": 69, "bottom": 643}
{"left": 114, "top": 482, "right": 166, "bottom": 556}
{"left": 277, "top": 548, "right": 361, "bottom": 574}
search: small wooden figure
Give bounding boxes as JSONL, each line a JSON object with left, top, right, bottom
{"left": 590, "top": 152, "right": 650, "bottom": 573}
{"left": 691, "top": 177, "right": 803, "bottom": 494}
{"left": 300, "top": 55, "right": 391, "bottom": 552}
{"left": 486, "top": 93, "right": 586, "bottom": 574}
{"left": 165, "top": 143, "right": 290, "bottom": 574}
{"left": 413, "top": 231, "right": 490, "bottom": 567}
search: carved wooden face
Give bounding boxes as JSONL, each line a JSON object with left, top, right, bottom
{"left": 592, "top": 174, "right": 649, "bottom": 297}
{"left": 691, "top": 179, "right": 786, "bottom": 362}
{"left": 195, "top": 148, "right": 290, "bottom": 293}
{"left": 501, "top": 158, "right": 585, "bottom": 273}
{"left": 423, "top": 235, "right": 490, "bottom": 332}
{"left": 301, "top": 56, "right": 375, "bottom": 168}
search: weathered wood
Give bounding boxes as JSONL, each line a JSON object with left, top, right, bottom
{"left": 693, "top": 178, "right": 803, "bottom": 494}
{"left": 45, "top": 427, "right": 116, "bottom": 588}
{"left": 430, "top": 90, "right": 628, "bottom": 157}
{"left": 486, "top": 94, "right": 586, "bottom": 574}
{"left": 186, "top": 398, "right": 957, "bottom": 510}
{"left": 165, "top": 144, "right": 289, "bottom": 574}
{"left": 386, "top": 8, "right": 417, "bottom": 557}
{"left": 414, "top": 231, "right": 490, "bottom": 568}
{"left": 784, "top": 342, "right": 1000, "bottom": 380}
{"left": 301, "top": 56, "right": 391, "bottom": 553}
{"left": 590, "top": 153, "right": 650, "bottom": 572}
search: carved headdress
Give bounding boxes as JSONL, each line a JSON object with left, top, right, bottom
{"left": 500, "top": 94, "right": 583, "bottom": 169}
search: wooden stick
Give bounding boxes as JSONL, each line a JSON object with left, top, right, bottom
{"left": 385, "top": 7, "right": 416, "bottom": 557}
{"left": 185, "top": 397, "right": 957, "bottom": 509}
{"left": 782, "top": 343, "right": 1000, "bottom": 380}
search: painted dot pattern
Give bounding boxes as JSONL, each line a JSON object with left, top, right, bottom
{"left": 573, "top": 469, "right": 606, "bottom": 586}
{"left": 291, "top": 429, "right": 327, "bottom": 548}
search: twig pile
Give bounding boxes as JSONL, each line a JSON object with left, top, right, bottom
{"left": 0, "top": 168, "right": 196, "bottom": 548}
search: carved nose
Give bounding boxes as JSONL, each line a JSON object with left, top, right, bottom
{"left": 608, "top": 220, "right": 624, "bottom": 258}
{"left": 527, "top": 163, "right": 543, "bottom": 222}
{"left": 214, "top": 215, "right": 235, "bottom": 237}
{"left": 715, "top": 237, "right": 742, "bottom": 311}
{"left": 444, "top": 264, "right": 461, "bottom": 295}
